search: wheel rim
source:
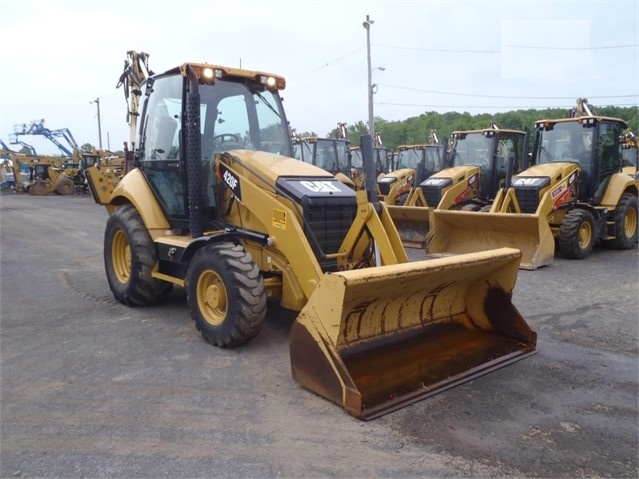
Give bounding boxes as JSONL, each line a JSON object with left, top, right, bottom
{"left": 624, "top": 205, "right": 637, "bottom": 238}
{"left": 197, "top": 269, "right": 227, "bottom": 326}
{"left": 111, "top": 230, "right": 131, "bottom": 284}
{"left": 578, "top": 220, "right": 592, "bottom": 248}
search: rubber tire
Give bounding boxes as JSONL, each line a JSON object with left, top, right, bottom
{"left": 104, "top": 204, "right": 172, "bottom": 306}
{"left": 395, "top": 192, "right": 409, "bottom": 206}
{"left": 55, "top": 176, "right": 75, "bottom": 195}
{"left": 187, "top": 243, "right": 266, "bottom": 347}
{"left": 607, "top": 193, "right": 638, "bottom": 249}
{"left": 558, "top": 208, "right": 595, "bottom": 259}
{"left": 461, "top": 203, "right": 481, "bottom": 211}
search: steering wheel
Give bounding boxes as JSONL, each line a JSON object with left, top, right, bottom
{"left": 207, "top": 133, "right": 243, "bottom": 153}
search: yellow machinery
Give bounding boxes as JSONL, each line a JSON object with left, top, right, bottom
{"left": 3, "top": 149, "right": 79, "bottom": 195}
{"left": 79, "top": 148, "right": 125, "bottom": 196}
{"left": 387, "top": 124, "right": 529, "bottom": 248}
{"left": 377, "top": 130, "right": 447, "bottom": 206}
{"left": 87, "top": 51, "right": 537, "bottom": 419}
{"left": 427, "top": 99, "right": 638, "bottom": 269}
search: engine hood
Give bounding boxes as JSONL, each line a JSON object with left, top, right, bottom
{"left": 427, "top": 165, "right": 480, "bottom": 181}
{"left": 516, "top": 162, "right": 579, "bottom": 179}
{"left": 217, "top": 149, "right": 335, "bottom": 186}
{"left": 378, "top": 168, "right": 414, "bottom": 183}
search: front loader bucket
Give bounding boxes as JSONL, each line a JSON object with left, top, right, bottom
{"left": 290, "top": 248, "right": 537, "bottom": 420}
{"left": 426, "top": 210, "right": 555, "bottom": 270}
{"left": 386, "top": 205, "right": 431, "bottom": 248}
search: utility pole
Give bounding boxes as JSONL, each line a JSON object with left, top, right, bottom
{"left": 363, "top": 15, "right": 375, "bottom": 140}
{"left": 91, "top": 98, "right": 103, "bottom": 149}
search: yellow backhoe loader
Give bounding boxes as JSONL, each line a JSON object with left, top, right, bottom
{"left": 377, "top": 130, "right": 447, "bottom": 205}
{"left": 86, "top": 52, "right": 537, "bottom": 420}
{"left": 427, "top": 99, "right": 638, "bottom": 269}
{"left": 4, "top": 150, "right": 79, "bottom": 195}
{"left": 387, "top": 124, "right": 529, "bottom": 248}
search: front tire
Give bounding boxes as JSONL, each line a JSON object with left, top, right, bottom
{"left": 187, "top": 243, "right": 266, "bottom": 347}
{"left": 558, "top": 208, "right": 595, "bottom": 259}
{"left": 104, "top": 204, "right": 172, "bottom": 305}
{"left": 607, "top": 192, "right": 638, "bottom": 249}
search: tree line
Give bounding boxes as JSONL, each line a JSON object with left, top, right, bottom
{"left": 14, "top": 105, "right": 636, "bottom": 157}
{"left": 318, "top": 105, "right": 638, "bottom": 151}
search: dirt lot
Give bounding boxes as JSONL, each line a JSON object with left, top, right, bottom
{"left": 1, "top": 192, "right": 637, "bottom": 478}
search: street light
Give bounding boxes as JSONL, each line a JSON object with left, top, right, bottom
{"left": 91, "top": 97, "right": 103, "bottom": 149}
{"left": 363, "top": 14, "right": 375, "bottom": 140}
{"left": 371, "top": 66, "right": 385, "bottom": 96}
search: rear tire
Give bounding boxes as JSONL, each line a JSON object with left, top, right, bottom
{"left": 607, "top": 193, "right": 638, "bottom": 249}
{"left": 55, "top": 176, "right": 75, "bottom": 195}
{"left": 104, "top": 204, "right": 172, "bottom": 305}
{"left": 187, "top": 243, "right": 266, "bottom": 347}
{"left": 559, "top": 209, "right": 595, "bottom": 259}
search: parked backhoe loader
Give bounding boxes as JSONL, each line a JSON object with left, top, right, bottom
{"left": 427, "top": 98, "right": 638, "bottom": 269}
{"left": 4, "top": 150, "right": 78, "bottom": 195}
{"left": 377, "top": 130, "right": 447, "bottom": 205}
{"left": 87, "top": 52, "right": 537, "bottom": 420}
{"left": 388, "top": 124, "right": 529, "bottom": 248}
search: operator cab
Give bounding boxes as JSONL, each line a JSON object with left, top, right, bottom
{"left": 136, "top": 67, "right": 291, "bottom": 231}
{"left": 532, "top": 118, "right": 624, "bottom": 203}
{"left": 292, "top": 137, "right": 351, "bottom": 176}
{"left": 395, "top": 144, "right": 445, "bottom": 182}
{"left": 448, "top": 129, "right": 526, "bottom": 200}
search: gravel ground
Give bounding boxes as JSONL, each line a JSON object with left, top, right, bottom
{"left": 1, "top": 191, "right": 637, "bottom": 478}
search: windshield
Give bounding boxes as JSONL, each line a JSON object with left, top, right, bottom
{"left": 293, "top": 141, "right": 313, "bottom": 163}
{"left": 203, "top": 81, "right": 292, "bottom": 158}
{"left": 396, "top": 148, "right": 422, "bottom": 169}
{"left": 622, "top": 147, "right": 638, "bottom": 168}
{"left": 534, "top": 122, "right": 593, "bottom": 166}
{"left": 451, "top": 133, "right": 493, "bottom": 166}
{"left": 314, "top": 139, "right": 349, "bottom": 172}
{"left": 351, "top": 149, "right": 363, "bottom": 168}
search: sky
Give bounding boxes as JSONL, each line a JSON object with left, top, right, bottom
{"left": 0, "top": 0, "right": 637, "bottom": 155}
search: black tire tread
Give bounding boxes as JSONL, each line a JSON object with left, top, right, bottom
{"left": 105, "top": 204, "right": 172, "bottom": 306}
{"left": 55, "top": 176, "right": 75, "bottom": 196}
{"left": 607, "top": 192, "right": 638, "bottom": 250}
{"left": 188, "top": 243, "right": 266, "bottom": 348}
{"left": 558, "top": 209, "right": 595, "bottom": 259}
